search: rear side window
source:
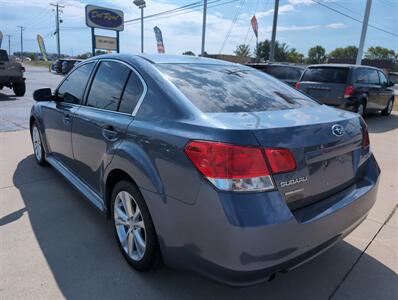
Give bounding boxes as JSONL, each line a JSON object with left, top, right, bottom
{"left": 354, "top": 68, "right": 370, "bottom": 84}
{"left": 119, "top": 71, "right": 144, "bottom": 114}
{"left": 302, "top": 67, "right": 348, "bottom": 84}
{"left": 368, "top": 69, "right": 380, "bottom": 85}
{"left": 86, "top": 61, "right": 130, "bottom": 111}
{"left": 157, "top": 64, "right": 318, "bottom": 113}
{"left": 264, "top": 66, "right": 303, "bottom": 81}
{"left": 57, "top": 62, "right": 95, "bottom": 104}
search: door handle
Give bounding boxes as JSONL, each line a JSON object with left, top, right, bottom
{"left": 102, "top": 126, "right": 118, "bottom": 141}
{"left": 63, "top": 114, "right": 71, "bottom": 125}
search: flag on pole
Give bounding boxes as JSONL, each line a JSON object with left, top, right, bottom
{"left": 0, "top": 31, "right": 3, "bottom": 48}
{"left": 36, "top": 35, "right": 48, "bottom": 61}
{"left": 251, "top": 15, "right": 258, "bottom": 38}
{"left": 153, "top": 26, "right": 165, "bottom": 53}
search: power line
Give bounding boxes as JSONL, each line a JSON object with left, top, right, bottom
{"left": 218, "top": 0, "right": 247, "bottom": 54}
{"left": 311, "top": 0, "right": 398, "bottom": 37}
{"left": 125, "top": 0, "right": 236, "bottom": 24}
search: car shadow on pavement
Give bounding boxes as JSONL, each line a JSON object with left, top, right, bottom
{"left": 11, "top": 155, "right": 398, "bottom": 300}
{"left": 0, "top": 92, "right": 17, "bottom": 101}
{"left": 365, "top": 113, "right": 398, "bottom": 133}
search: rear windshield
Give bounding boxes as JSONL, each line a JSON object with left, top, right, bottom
{"left": 0, "top": 50, "right": 9, "bottom": 61}
{"left": 157, "top": 64, "right": 318, "bottom": 113}
{"left": 302, "top": 67, "right": 348, "bottom": 84}
{"left": 263, "top": 66, "right": 303, "bottom": 81}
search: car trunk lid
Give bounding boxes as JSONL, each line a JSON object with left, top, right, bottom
{"left": 207, "top": 106, "right": 364, "bottom": 210}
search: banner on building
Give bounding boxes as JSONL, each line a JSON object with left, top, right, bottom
{"left": 0, "top": 31, "right": 3, "bottom": 48}
{"left": 153, "top": 26, "right": 165, "bottom": 53}
{"left": 251, "top": 15, "right": 258, "bottom": 38}
{"left": 36, "top": 35, "right": 48, "bottom": 61}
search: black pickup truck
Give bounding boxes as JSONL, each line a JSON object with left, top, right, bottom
{"left": 0, "top": 49, "right": 26, "bottom": 96}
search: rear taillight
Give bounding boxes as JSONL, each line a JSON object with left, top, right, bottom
{"left": 184, "top": 141, "right": 296, "bottom": 192}
{"left": 344, "top": 85, "right": 355, "bottom": 98}
{"left": 265, "top": 148, "right": 297, "bottom": 174}
{"left": 362, "top": 124, "right": 370, "bottom": 148}
{"left": 294, "top": 81, "right": 300, "bottom": 89}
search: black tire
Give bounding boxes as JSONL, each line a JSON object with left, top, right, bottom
{"left": 381, "top": 97, "right": 394, "bottom": 116}
{"left": 31, "top": 122, "right": 47, "bottom": 166}
{"left": 13, "top": 81, "right": 26, "bottom": 96}
{"left": 111, "top": 180, "right": 159, "bottom": 272}
{"left": 356, "top": 100, "right": 367, "bottom": 117}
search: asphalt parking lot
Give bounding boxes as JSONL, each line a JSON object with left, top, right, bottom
{"left": 0, "top": 66, "right": 397, "bottom": 299}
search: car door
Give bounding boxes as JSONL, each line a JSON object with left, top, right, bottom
{"left": 366, "top": 68, "right": 382, "bottom": 110}
{"left": 41, "top": 61, "right": 95, "bottom": 167}
{"left": 378, "top": 71, "right": 390, "bottom": 109}
{"left": 71, "top": 60, "right": 146, "bottom": 195}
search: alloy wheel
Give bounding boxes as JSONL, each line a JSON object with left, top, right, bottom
{"left": 114, "top": 191, "right": 146, "bottom": 261}
{"left": 32, "top": 126, "right": 42, "bottom": 161}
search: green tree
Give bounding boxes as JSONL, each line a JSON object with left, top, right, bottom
{"left": 307, "top": 45, "right": 327, "bottom": 64}
{"left": 95, "top": 50, "right": 107, "bottom": 55}
{"left": 286, "top": 48, "right": 304, "bottom": 63}
{"left": 182, "top": 51, "right": 195, "bottom": 56}
{"left": 255, "top": 39, "right": 290, "bottom": 62}
{"left": 329, "top": 46, "right": 358, "bottom": 59}
{"left": 365, "top": 46, "right": 396, "bottom": 60}
{"left": 234, "top": 44, "right": 251, "bottom": 58}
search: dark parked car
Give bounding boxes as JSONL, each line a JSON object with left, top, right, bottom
{"left": 296, "top": 64, "right": 394, "bottom": 116}
{"left": 247, "top": 63, "right": 305, "bottom": 86}
{"left": 51, "top": 59, "right": 66, "bottom": 73}
{"left": 61, "top": 59, "right": 83, "bottom": 74}
{"left": 30, "top": 54, "right": 380, "bottom": 286}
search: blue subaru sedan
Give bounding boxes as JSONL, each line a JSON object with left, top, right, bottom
{"left": 30, "top": 54, "right": 380, "bottom": 286}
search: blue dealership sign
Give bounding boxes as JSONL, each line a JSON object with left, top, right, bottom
{"left": 85, "top": 5, "right": 124, "bottom": 31}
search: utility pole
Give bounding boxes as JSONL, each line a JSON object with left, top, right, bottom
{"left": 133, "top": 1, "right": 146, "bottom": 53}
{"left": 17, "top": 26, "right": 25, "bottom": 61}
{"left": 356, "top": 0, "right": 372, "bottom": 65}
{"left": 50, "top": 3, "right": 65, "bottom": 59}
{"left": 5, "top": 34, "right": 12, "bottom": 56}
{"left": 201, "top": 0, "right": 208, "bottom": 56}
{"left": 269, "top": 0, "right": 279, "bottom": 62}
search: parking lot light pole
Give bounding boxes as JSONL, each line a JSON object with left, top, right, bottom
{"left": 356, "top": 0, "right": 372, "bottom": 65}
{"left": 133, "top": 0, "right": 146, "bottom": 53}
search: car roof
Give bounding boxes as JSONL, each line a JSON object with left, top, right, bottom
{"left": 307, "top": 63, "right": 382, "bottom": 71}
{"left": 85, "top": 53, "right": 239, "bottom": 66}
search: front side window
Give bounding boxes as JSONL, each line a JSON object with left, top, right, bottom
{"left": 57, "top": 62, "right": 95, "bottom": 104}
{"left": 378, "top": 71, "right": 388, "bottom": 86}
{"left": 86, "top": 61, "right": 130, "bottom": 111}
{"left": 157, "top": 64, "right": 318, "bottom": 113}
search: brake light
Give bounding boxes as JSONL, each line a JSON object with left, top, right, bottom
{"left": 362, "top": 124, "right": 370, "bottom": 148}
{"left": 265, "top": 148, "right": 297, "bottom": 174}
{"left": 184, "top": 141, "right": 297, "bottom": 192}
{"left": 294, "top": 81, "right": 300, "bottom": 89}
{"left": 344, "top": 85, "right": 355, "bottom": 98}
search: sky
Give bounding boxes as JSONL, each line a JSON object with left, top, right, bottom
{"left": 0, "top": 0, "right": 397, "bottom": 57}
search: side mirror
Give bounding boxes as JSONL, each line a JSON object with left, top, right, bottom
{"left": 33, "top": 88, "right": 53, "bottom": 101}
{"left": 388, "top": 81, "right": 395, "bottom": 87}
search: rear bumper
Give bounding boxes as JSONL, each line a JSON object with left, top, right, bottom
{"left": 142, "top": 154, "right": 380, "bottom": 286}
